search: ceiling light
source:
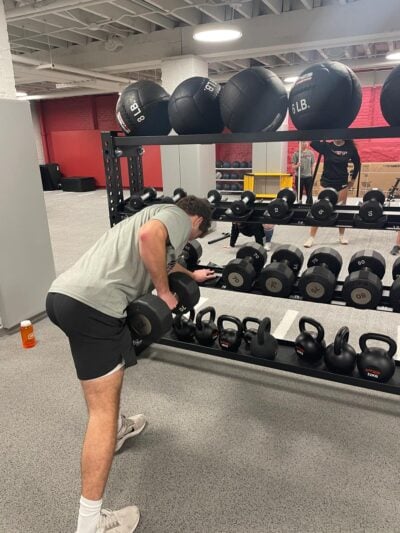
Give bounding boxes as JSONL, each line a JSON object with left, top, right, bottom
{"left": 16, "top": 91, "right": 28, "bottom": 97}
{"left": 284, "top": 76, "right": 299, "bottom": 84}
{"left": 386, "top": 52, "right": 400, "bottom": 61}
{"left": 193, "top": 28, "right": 242, "bottom": 43}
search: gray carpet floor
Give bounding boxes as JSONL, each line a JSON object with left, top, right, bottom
{"left": 1, "top": 189, "right": 400, "bottom": 532}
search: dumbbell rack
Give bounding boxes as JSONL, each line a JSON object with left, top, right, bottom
{"left": 102, "top": 126, "right": 400, "bottom": 396}
{"left": 158, "top": 331, "right": 400, "bottom": 396}
{"left": 193, "top": 265, "right": 398, "bottom": 313}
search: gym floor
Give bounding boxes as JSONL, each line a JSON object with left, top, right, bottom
{"left": 1, "top": 189, "right": 400, "bottom": 532}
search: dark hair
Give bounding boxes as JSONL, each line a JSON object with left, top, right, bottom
{"left": 177, "top": 195, "right": 213, "bottom": 236}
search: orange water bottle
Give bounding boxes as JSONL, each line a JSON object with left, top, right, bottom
{"left": 20, "top": 320, "right": 36, "bottom": 349}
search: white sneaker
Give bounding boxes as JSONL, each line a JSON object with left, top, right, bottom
{"left": 115, "top": 414, "right": 147, "bottom": 452}
{"left": 97, "top": 506, "right": 140, "bottom": 532}
{"left": 264, "top": 242, "right": 271, "bottom": 251}
{"left": 304, "top": 237, "right": 314, "bottom": 248}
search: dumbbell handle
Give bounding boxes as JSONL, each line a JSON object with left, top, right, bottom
{"left": 172, "top": 189, "right": 186, "bottom": 202}
{"left": 208, "top": 193, "right": 221, "bottom": 204}
{"left": 272, "top": 258, "right": 291, "bottom": 267}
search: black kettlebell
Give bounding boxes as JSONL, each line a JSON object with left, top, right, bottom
{"left": 172, "top": 309, "right": 196, "bottom": 342}
{"left": 194, "top": 306, "right": 218, "bottom": 346}
{"left": 217, "top": 315, "right": 243, "bottom": 352}
{"left": 324, "top": 326, "right": 356, "bottom": 374}
{"left": 357, "top": 333, "right": 397, "bottom": 383}
{"left": 250, "top": 317, "right": 278, "bottom": 360}
{"left": 295, "top": 317, "right": 326, "bottom": 364}
{"left": 242, "top": 317, "right": 261, "bottom": 347}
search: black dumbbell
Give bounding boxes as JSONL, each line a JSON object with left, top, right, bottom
{"left": 250, "top": 318, "right": 278, "bottom": 360}
{"left": 357, "top": 333, "right": 397, "bottom": 383}
{"left": 358, "top": 189, "right": 385, "bottom": 222}
{"left": 207, "top": 189, "right": 222, "bottom": 204}
{"left": 160, "top": 187, "right": 187, "bottom": 204}
{"left": 242, "top": 317, "right": 261, "bottom": 347}
{"left": 390, "top": 257, "right": 400, "bottom": 312}
{"left": 342, "top": 250, "right": 386, "bottom": 309}
{"left": 194, "top": 306, "right": 218, "bottom": 346}
{"left": 295, "top": 317, "right": 326, "bottom": 364}
{"left": 257, "top": 245, "right": 304, "bottom": 298}
{"left": 310, "top": 188, "right": 338, "bottom": 221}
{"left": 126, "top": 272, "right": 200, "bottom": 342}
{"left": 228, "top": 191, "right": 256, "bottom": 216}
{"left": 128, "top": 187, "right": 157, "bottom": 210}
{"left": 217, "top": 315, "right": 243, "bottom": 352}
{"left": 222, "top": 242, "right": 268, "bottom": 292}
{"left": 178, "top": 240, "right": 203, "bottom": 270}
{"left": 324, "top": 326, "right": 356, "bottom": 375}
{"left": 298, "top": 247, "right": 342, "bottom": 303}
{"left": 266, "top": 188, "right": 296, "bottom": 219}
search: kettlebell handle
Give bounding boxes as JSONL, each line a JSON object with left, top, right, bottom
{"left": 242, "top": 317, "right": 261, "bottom": 332}
{"left": 196, "top": 306, "right": 216, "bottom": 329}
{"left": 333, "top": 326, "right": 350, "bottom": 355}
{"left": 299, "top": 317, "right": 325, "bottom": 344}
{"left": 181, "top": 308, "right": 195, "bottom": 324}
{"left": 359, "top": 333, "right": 397, "bottom": 359}
{"left": 257, "top": 317, "right": 272, "bottom": 345}
{"left": 217, "top": 315, "right": 243, "bottom": 334}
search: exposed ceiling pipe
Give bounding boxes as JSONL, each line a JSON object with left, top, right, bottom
{"left": 21, "top": 88, "right": 110, "bottom": 100}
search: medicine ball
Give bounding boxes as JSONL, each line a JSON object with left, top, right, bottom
{"left": 168, "top": 76, "right": 224, "bottom": 135}
{"left": 220, "top": 67, "right": 288, "bottom": 133}
{"left": 216, "top": 160, "right": 224, "bottom": 168}
{"left": 289, "top": 61, "right": 362, "bottom": 130}
{"left": 381, "top": 65, "right": 400, "bottom": 126}
{"left": 116, "top": 81, "right": 171, "bottom": 136}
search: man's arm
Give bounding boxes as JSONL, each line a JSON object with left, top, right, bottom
{"left": 138, "top": 219, "right": 177, "bottom": 309}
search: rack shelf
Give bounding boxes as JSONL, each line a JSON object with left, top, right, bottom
{"left": 216, "top": 167, "right": 252, "bottom": 171}
{"left": 216, "top": 179, "right": 244, "bottom": 182}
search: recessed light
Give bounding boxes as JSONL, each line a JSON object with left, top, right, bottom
{"left": 386, "top": 52, "right": 400, "bottom": 61}
{"left": 193, "top": 29, "right": 242, "bottom": 43}
{"left": 284, "top": 76, "right": 299, "bottom": 84}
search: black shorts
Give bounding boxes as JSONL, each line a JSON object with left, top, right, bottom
{"left": 46, "top": 293, "right": 136, "bottom": 380}
{"left": 320, "top": 180, "right": 348, "bottom": 192}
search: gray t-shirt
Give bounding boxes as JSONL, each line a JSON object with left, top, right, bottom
{"left": 49, "top": 204, "right": 191, "bottom": 318}
{"left": 292, "top": 149, "right": 315, "bottom": 178}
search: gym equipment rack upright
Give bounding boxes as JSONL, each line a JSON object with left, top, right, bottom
{"left": 101, "top": 126, "right": 400, "bottom": 396}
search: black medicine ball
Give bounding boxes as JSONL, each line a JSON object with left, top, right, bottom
{"left": 116, "top": 80, "right": 171, "bottom": 136}
{"left": 289, "top": 61, "right": 362, "bottom": 130}
{"left": 168, "top": 76, "right": 224, "bottom": 134}
{"left": 220, "top": 67, "right": 288, "bottom": 133}
{"left": 381, "top": 65, "right": 400, "bottom": 126}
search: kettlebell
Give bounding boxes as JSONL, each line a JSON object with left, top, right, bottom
{"left": 242, "top": 317, "right": 261, "bottom": 347}
{"left": 250, "top": 317, "right": 278, "bottom": 360}
{"left": 217, "top": 315, "right": 243, "bottom": 352}
{"left": 194, "top": 306, "right": 218, "bottom": 346}
{"left": 324, "top": 326, "right": 356, "bottom": 374}
{"left": 172, "top": 309, "right": 196, "bottom": 342}
{"left": 295, "top": 317, "right": 326, "bottom": 364}
{"left": 357, "top": 333, "right": 397, "bottom": 383}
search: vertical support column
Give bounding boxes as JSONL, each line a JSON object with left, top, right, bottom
{"left": 102, "top": 132, "right": 124, "bottom": 227}
{"left": 161, "top": 55, "right": 215, "bottom": 197}
{"left": 0, "top": 0, "right": 16, "bottom": 99}
{"left": 127, "top": 147, "right": 144, "bottom": 196}
{"left": 252, "top": 117, "right": 289, "bottom": 174}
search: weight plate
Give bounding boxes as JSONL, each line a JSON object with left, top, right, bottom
{"left": 342, "top": 271, "right": 382, "bottom": 309}
{"left": 392, "top": 257, "right": 400, "bottom": 280}
{"left": 317, "top": 187, "right": 338, "bottom": 206}
{"left": 237, "top": 243, "right": 268, "bottom": 273}
{"left": 348, "top": 250, "right": 386, "bottom": 279}
{"left": 258, "top": 263, "right": 295, "bottom": 297}
{"left": 307, "top": 247, "right": 343, "bottom": 277}
{"left": 298, "top": 266, "right": 336, "bottom": 303}
{"left": 270, "top": 245, "right": 304, "bottom": 272}
{"left": 363, "top": 189, "right": 385, "bottom": 205}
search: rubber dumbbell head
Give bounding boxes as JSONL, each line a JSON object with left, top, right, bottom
{"left": 258, "top": 245, "right": 304, "bottom": 297}
{"left": 222, "top": 242, "right": 267, "bottom": 291}
{"left": 266, "top": 188, "right": 296, "bottom": 219}
{"left": 230, "top": 191, "right": 256, "bottom": 216}
{"left": 358, "top": 189, "right": 385, "bottom": 222}
{"left": 178, "top": 240, "right": 203, "bottom": 270}
{"left": 390, "top": 257, "right": 400, "bottom": 312}
{"left": 126, "top": 294, "right": 173, "bottom": 342}
{"left": 172, "top": 188, "right": 186, "bottom": 203}
{"left": 298, "top": 247, "right": 342, "bottom": 303}
{"left": 342, "top": 250, "right": 385, "bottom": 309}
{"left": 129, "top": 187, "right": 157, "bottom": 210}
{"left": 169, "top": 272, "right": 200, "bottom": 314}
{"left": 207, "top": 189, "right": 222, "bottom": 204}
{"left": 310, "top": 188, "right": 338, "bottom": 221}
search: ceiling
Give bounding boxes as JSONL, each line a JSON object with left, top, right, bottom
{"left": 6, "top": 0, "right": 400, "bottom": 98}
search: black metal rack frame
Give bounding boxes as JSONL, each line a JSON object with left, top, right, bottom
{"left": 101, "top": 126, "right": 400, "bottom": 396}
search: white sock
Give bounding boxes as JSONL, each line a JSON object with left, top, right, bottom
{"left": 76, "top": 496, "right": 103, "bottom": 533}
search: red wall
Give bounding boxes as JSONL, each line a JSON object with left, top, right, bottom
{"left": 39, "top": 94, "right": 163, "bottom": 189}
{"left": 287, "top": 86, "right": 400, "bottom": 169}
